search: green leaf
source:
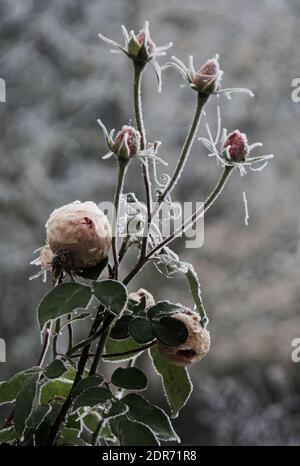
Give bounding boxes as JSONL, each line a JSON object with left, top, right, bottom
{"left": 26, "top": 404, "right": 51, "bottom": 430}
{"left": 34, "top": 400, "right": 63, "bottom": 446}
{"left": 0, "top": 426, "right": 16, "bottom": 444}
{"left": 93, "top": 280, "right": 127, "bottom": 315}
{"left": 110, "top": 315, "right": 132, "bottom": 340}
{"left": 150, "top": 346, "right": 192, "bottom": 418}
{"left": 147, "top": 301, "right": 182, "bottom": 320}
{"left": 83, "top": 411, "right": 101, "bottom": 433}
{"left": 38, "top": 282, "right": 92, "bottom": 329}
{"left": 45, "top": 360, "right": 68, "bottom": 380}
{"left": 57, "top": 428, "right": 86, "bottom": 446}
{"left": 111, "top": 367, "right": 147, "bottom": 390}
{"left": 76, "top": 257, "right": 108, "bottom": 280}
{"left": 14, "top": 373, "right": 40, "bottom": 438}
{"left": 185, "top": 264, "right": 208, "bottom": 326}
{"left": 73, "top": 387, "right": 112, "bottom": 410}
{"left": 127, "top": 297, "right": 147, "bottom": 313}
{"left": 71, "top": 375, "right": 104, "bottom": 399}
{"left": 104, "top": 401, "right": 128, "bottom": 419}
{"left": 152, "top": 316, "right": 188, "bottom": 347}
{"left": 0, "top": 367, "right": 41, "bottom": 406}
{"left": 40, "top": 379, "right": 72, "bottom": 405}
{"left": 101, "top": 421, "right": 117, "bottom": 442}
{"left": 123, "top": 393, "right": 179, "bottom": 443}
{"left": 117, "top": 419, "right": 159, "bottom": 446}
{"left": 104, "top": 337, "right": 145, "bottom": 362}
{"left": 129, "top": 317, "right": 154, "bottom": 344}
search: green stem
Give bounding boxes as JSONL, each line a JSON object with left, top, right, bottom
{"left": 67, "top": 314, "right": 73, "bottom": 354}
{"left": 89, "top": 313, "right": 114, "bottom": 376}
{"left": 133, "top": 63, "right": 152, "bottom": 259}
{"left": 112, "top": 160, "right": 129, "bottom": 279}
{"left": 102, "top": 340, "right": 156, "bottom": 359}
{"left": 53, "top": 318, "right": 61, "bottom": 359}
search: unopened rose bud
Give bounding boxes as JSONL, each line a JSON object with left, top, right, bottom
{"left": 112, "top": 125, "right": 141, "bottom": 159}
{"left": 157, "top": 309, "right": 210, "bottom": 366}
{"left": 127, "top": 29, "right": 156, "bottom": 62}
{"left": 129, "top": 288, "right": 155, "bottom": 308}
{"left": 222, "top": 130, "right": 249, "bottom": 162}
{"left": 192, "top": 57, "right": 222, "bottom": 94}
{"left": 46, "top": 201, "right": 111, "bottom": 270}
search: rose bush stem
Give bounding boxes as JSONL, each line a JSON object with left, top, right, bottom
{"left": 133, "top": 63, "right": 152, "bottom": 259}
{"left": 123, "top": 166, "right": 233, "bottom": 285}
{"left": 157, "top": 92, "right": 209, "bottom": 207}
{"left": 89, "top": 313, "right": 114, "bottom": 375}
{"left": 102, "top": 340, "right": 156, "bottom": 359}
{"left": 112, "top": 159, "right": 129, "bottom": 279}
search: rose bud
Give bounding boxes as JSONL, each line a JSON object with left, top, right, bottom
{"left": 112, "top": 125, "right": 141, "bottom": 159}
{"left": 127, "top": 29, "right": 156, "bottom": 62}
{"left": 157, "top": 308, "right": 210, "bottom": 366}
{"left": 222, "top": 130, "right": 249, "bottom": 162}
{"left": 192, "top": 56, "right": 223, "bottom": 94}
{"left": 46, "top": 201, "right": 111, "bottom": 270}
{"left": 129, "top": 288, "right": 155, "bottom": 309}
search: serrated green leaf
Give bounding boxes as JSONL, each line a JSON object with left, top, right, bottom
{"left": 104, "top": 337, "right": 145, "bottom": 362}
{"left": 26, "top": 404, "right": 51, "bottom": 430}
{"left": 147, "top": 301, "right": 182, "bottom": 320}
{"left": 34, "top": 400, "right": 63, "bottom": 446}
{"left": 111, "top": 367, "right": 147, "bottom": 390}
{"left": 73, "top": 387, "right": 112, "bottom": 410}
{"left": 152, "top": 316, "right": 188, "bottom": 347}
{"left": 110, "top": 315, "right": 132, "bottom": 340}
{"left": 129, "top": 317, "right": 154, "bottom": 344}
{"left": 38, "top": 282, "right": 92, "bottom": 329}
{"left": 40, "top": 379, "right": 72, "bottom": 405}
{"left": 123, "top": 393, "right": 180, "bottom": 443}
{"left": 150, "top": 346, "right": 192, "bottom": 418}
{"left": 93, "top": 280, "right": 127, "bottom": 315}
{"left": 57, "top": 428, "right": 86, "bottom": 446}
{"left": 0, "top": 367, "right": 41, "bottom": 407}
{"left": 14, "top": 373, "right": 40, "bottom": 438}
{"left": 117, "top": 419, "right": 159, "bottom": 446}
{"left": 45, "top": 360, "right": 68, "bottom": 380}
{"left": 71, "top": 375, "right": 104, "bottom": 399}
{"left": 0, "top": 426, "right": 16, "bottom": 444}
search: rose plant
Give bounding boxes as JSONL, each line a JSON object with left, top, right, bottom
{"left": 0, "top": 21, "right": 273, "bottom": 446}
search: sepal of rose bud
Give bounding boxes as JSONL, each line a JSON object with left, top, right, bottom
{"left": 127, "top": 25, "right": 156, "bottom": 63}
{"left": 112, "top": 125, "right": 141, "bottom": 159}
{"left": 192, "top": 56, "right": 223, "bottom": 94}
{"left": 157, "top": 308, "right": 210, "bottom": 366}
{"left": 46, "top": 201, "right": 112, "bottom": 270}
{"left": 222, "top": 130, "right": 249, "bottom": 162}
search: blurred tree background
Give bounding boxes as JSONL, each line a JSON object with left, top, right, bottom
{"left": 0, "top": 0, "right": 300, "bottom": 445}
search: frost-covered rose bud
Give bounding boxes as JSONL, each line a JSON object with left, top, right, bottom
{"left": 46, "top": 201, "right": 111, "bottom": 270}
{"left": 129, "top": 288, "right": 155, "bottom": 308}
{"left": 192, "top": 57, "right": 223, "bottom": 94}
{"left": 157, "top": 309, "right": 210, "bottom": 366}
{"left": 112, "top": 125, "right": 141, "bottom": 159}
{"left": 127, "top": 28, "right": 156, "bottom": 62}
{"left": 222, "top": 130, "right": 249, "bottom": 162}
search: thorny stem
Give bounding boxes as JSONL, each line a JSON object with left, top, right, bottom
{"left": 89, "top": 313, "right": 115, "bottom": 376}
{"left": 47, "top": 306, "right": 105, "bottom": 445}
{"left": 67, "top": 313, "right": 73, "bottom": 353}
{"left": 53, "top": 318, "right": 61, "bottom": 358}
{"left": 133, "top": 63, "right": 152, "bottom": 259}
{"left": 112, "top": 159, "right": 129, "bottom": 279}
{"left": 123, "top": 166, "right": 234, "bottom": 285}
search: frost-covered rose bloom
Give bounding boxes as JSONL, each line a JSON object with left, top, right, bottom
{"left": 222, "top": 130, "right": 249, "bottom": 162}
{"left": 112, "top": 125, "right": 141, "bottom": 158}
{"left": 157, "top": 309, "right": 210, "bottom": 366}
{"left": 129, "top": 288, "right": 155, "bottom": 308}
{"left": 46, "top": 201, "right": 111, "bottom": 269}
{"left": 192, "top": 57, "right": 223, "bottom": 94}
